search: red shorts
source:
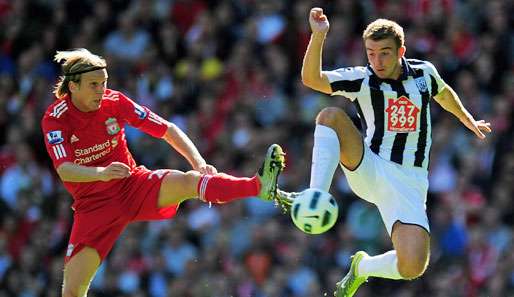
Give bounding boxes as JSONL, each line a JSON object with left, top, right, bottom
{"left": 65, "top": 166, "right": 178, "bottom": 263}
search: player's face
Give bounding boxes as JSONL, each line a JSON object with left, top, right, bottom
{"left": 365, "top": 38, "right": 405, "bottom": 80}
{"left": 70, "top": 69, "right": 108, "bottom": 112}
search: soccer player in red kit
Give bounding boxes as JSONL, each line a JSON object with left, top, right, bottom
{"left": 41, "top": 48, "right": 287, "bottom": 297}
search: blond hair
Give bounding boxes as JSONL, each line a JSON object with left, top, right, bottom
{"left": 53, "top": 48, "right": 107, "bottom": 99}
{"left": 362, "top": 19, "right": 404, "bottom": 49}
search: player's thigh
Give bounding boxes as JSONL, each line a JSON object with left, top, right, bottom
{"left": 315, "top": 107, "right": 363, "bottom": 170}
{"left": 158, "top": 170, "right": 202, "bottom": 208}
{"left": 62, "top": 246, "right": 101, "bottom": 297}
{"left": 391, "top": 222, "right": 430, "bottom": 277}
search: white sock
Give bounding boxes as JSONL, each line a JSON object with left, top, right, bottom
{"left": 309, "top": 125, "right": 340, "bottom": 191}
{"left": 357, "top": 250, "right": 403, "bottom": 280}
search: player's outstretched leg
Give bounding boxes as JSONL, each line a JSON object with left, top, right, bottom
{"left": 159, "top": 144, "right": 286, "bottom": 207}
{"left": 334, "top": 251, "right": 369, "bottom": 297}
{"left": 256, "top": 144, "right": 285, "bottom": 202}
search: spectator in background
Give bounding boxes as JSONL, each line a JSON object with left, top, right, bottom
{"left": 104, "top": 13, "right": 151, "bottom": 63}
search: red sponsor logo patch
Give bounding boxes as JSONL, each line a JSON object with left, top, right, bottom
{"left": 385, "top": 96, "right": 420, "bottom": 132}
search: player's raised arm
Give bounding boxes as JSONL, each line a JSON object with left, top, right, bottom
{"left": 161, "top": 123, "right": 217, "bottom": 175}
{"left": 56, "top": 162, "right": 131, "bottom": 182}
{"left": 433, "top": 85, "right": 492, "bottom": 139}
{"left": 302, "top": 7, "right": 332, "bottom": 94}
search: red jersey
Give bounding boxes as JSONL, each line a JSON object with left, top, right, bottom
{"left": 41, "top": 89, "right": 169, "bottom": 212}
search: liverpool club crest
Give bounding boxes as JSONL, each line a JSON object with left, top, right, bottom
{"left": 105, "top": 117, "right": 120, "bottom": 135}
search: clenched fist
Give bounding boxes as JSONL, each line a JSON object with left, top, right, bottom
{"left": 309, "top": 7, "right": 330, "bottom": 34}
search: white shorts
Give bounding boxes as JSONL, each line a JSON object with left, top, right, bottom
{"left": 341, "top": 145, "right": 430, "bottom": 236}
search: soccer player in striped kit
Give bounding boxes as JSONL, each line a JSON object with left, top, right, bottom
{"left": 279, "top": 8, "right": 492, "bottom": 297}
{"left": 41, "top": 48, "right": 287, "bottom": 297}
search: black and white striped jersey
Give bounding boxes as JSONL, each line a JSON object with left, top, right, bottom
{"left": 323, "top": 58, "right": 446, "bottom": 169}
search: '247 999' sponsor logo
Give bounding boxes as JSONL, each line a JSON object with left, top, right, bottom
{"left": 385, "top": 96, "right": 420, "bottom": 132}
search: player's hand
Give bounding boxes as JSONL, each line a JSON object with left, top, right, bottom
{"left": 99, "top": 162, "right": 131, "bottom": 181}
{"left": 309, "top": 7, "right": 330, "bottom": 34}
{"left": 462, "top": 118, "right": 492, "bottom": 139}
{"left": 194, "top": 163, "right": 218, "bottom": 175}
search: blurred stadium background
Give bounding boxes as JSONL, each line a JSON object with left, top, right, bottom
{"left": 0, "top": 0, "right": 512, "bottom": 296}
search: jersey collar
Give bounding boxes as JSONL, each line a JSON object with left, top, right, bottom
{"left": 367, "top": 57, "right": 415, "bottom": 82}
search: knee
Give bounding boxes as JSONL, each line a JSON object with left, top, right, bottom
{"left": 62, "top": 290, "right": 76, "bottom": 297}
{"left": 184, "top": 170, "right": 202, "bottom": 183}
{"left": 61, "top": 286, "right": 80, "bottom": 297}
{"left": 62, "top": 281, "right": 91, "bottom": 297}
{"left": 172, "top": 170, "right": 202, "bottom": 192}
{"left": 397, "top": 253, "right": 429, "bottom": 280}
{"left": 315, "top": 107, "right": 346, "bottom": 127}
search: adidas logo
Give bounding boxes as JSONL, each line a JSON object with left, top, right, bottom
{"left": 70, "top": 134, "right": 79, "bottom": 143}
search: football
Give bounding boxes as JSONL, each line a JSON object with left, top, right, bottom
{"left": 290, "top": 188, "right": 339, "bottom": 234}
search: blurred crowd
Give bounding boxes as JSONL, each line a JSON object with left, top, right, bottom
{"left": 0, "top": 0, "right": 513, "bottom": 296}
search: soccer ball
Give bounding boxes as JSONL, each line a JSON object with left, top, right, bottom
{"left": 290, "top": 188, "right": 339, "bottom": 234}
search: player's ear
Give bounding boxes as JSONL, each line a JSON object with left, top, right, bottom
{"left": 398, "top": 46, "right": 406, "bottom": 58}
{"left": 68, "top": 81, "right": 78, "bottom": 93}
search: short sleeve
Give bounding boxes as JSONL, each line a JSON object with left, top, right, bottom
{"left": 117, "top": 92, "right": 170, "bottom": 138}
{"left": 41, "top": 116, "right": 73, "bottom": 169}
{"left": 322, "top": 66, "right": 367, "bottom": 101}
{"left": 423, "top": 61, "right": 446, "bottom": 96}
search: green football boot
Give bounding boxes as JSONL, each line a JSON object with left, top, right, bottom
{"left": 257, "top": 144, "right": 285, "bottom": 202}
{"left": 334, "top": 251, "right": 369, "bottom": 297}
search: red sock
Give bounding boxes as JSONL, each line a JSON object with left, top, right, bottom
{"left": 197, "top": 173, "right": 260, "bottom": 203}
